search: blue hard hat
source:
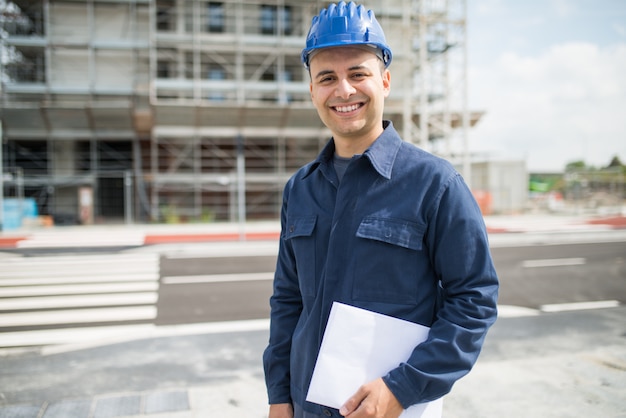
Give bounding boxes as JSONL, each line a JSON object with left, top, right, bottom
{"left": 301, "top": 1, "right": 393, "bottom": 69}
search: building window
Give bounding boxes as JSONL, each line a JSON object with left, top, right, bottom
{"left": 261, "top": 67, "right": 275, "bottom": 81}
{"left": 280, "top": 6, "right": 292, "bottom": 35}
{"left": 280, "top": 70, "right": 293, "bottom": 104}
{"left": 207, "top": 2, "right": 224, "bottom": 33}
{"left": 207, "top": 67, "right": 225, "bottom": 101}
{"left": 260, "top": 5, "right": 275, "bottom": 35}
{"left": 157, "top": 3, "right": 175, "bottom": 31}
{"left": 208, "top": 68, "right": 224, "bottom": 80}
{"left": 157, "top": 60, "right": 171, "bottom": 78}
{"left": 260, "top": 5, "right": 292, "bottom": 35}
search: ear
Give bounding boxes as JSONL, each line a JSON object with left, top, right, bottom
{"left": 309, "top": 81, "right": 314, "bottom": 100}
{"left": 382, "top": 69, "right": 391, "bottom": 98}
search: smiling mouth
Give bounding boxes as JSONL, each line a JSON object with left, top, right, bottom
{"left": 333, "top": 103, "right": 362, "bottom": 113}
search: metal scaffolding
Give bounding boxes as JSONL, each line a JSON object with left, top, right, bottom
{"left": 0, "top": 0, "right": 477, "bottom": 227}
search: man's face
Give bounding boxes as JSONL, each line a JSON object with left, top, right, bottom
{"left": 309, "top": 47, "right": 391, "bottom": 148}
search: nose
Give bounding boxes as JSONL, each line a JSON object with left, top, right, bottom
{"left": 335, "top": 78, "right": 356, "bottom": 99}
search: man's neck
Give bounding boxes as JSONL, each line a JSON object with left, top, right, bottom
{"left": 333, "top": 128, "right": 384, "bottom": 158}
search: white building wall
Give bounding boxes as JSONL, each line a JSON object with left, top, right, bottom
{"left": 95, "top": 50, "right": 134, "bottom": 90}
{"left": 50, "top": 48, "right": 90, "bottom": 89}
{"left": 49, "top": 2, "right": 89, "bottom": 43}
{"left": 470, "top": 160, "right": 528, "bottom": 214}
{"left": 93, "top": 3, "right": 134, "bottom": 42}
{"left": 490, "top": 160, "right": 527, "bottom": 214}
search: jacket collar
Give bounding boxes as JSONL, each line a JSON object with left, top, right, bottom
{"left": 303, "top": 120, "right": 401, "bottom": 180}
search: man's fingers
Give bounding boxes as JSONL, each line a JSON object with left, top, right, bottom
{"left": 339, "top": 378, "right": 404, "bottom": 418}
{"left": 340, "top": 387, "right": 367, "bottom": 416}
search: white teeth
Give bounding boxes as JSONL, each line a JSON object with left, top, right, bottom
{"left": 335, "top": 104, "right": 360, "bottom": 113}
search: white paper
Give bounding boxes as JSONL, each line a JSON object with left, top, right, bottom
{"left": 306, "top": 302, "right": 443, "bottom": 418}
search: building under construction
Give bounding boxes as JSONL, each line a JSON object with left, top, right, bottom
{"left": 0, "top": 0, "right": 479, "bottom": 226}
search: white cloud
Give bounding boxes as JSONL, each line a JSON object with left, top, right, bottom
{"left": 469, "top": 42, "right": 626, "bottom": 172}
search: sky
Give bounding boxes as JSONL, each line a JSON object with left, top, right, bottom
{"left": 466, "top": 0, "right": 626, "bottom": 172}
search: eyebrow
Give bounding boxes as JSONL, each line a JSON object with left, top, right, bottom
{"left": 314, "top": 69, "right": 335, "bottom": 79}
{"left": 313, "top": 65, "right": 369, "bottom": 80}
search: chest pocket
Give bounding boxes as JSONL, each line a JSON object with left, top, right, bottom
{"left": 353, "top": 217, "right": 426, "bottom": 304}
{"left": 285, "top": 215, "right": 316, "bottom": 239}
{"left": 356, "top": 217, "right": 424, "bottom": 250}
{"left": 284, "top": 215, "right": 317, "bottom": 299}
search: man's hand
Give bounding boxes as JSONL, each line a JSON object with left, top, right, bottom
{"left": 269, "top": 403, "right": 294, "bottom": 418}
{"left": 339, "top": 378, "right": 404, "bottom": 418}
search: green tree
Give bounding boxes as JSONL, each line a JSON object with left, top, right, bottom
{"left": 606, "top": 155, "right": 624, "bottom": 168}
{"left": 565, "top": 160, "right": 587, "bottom": 172}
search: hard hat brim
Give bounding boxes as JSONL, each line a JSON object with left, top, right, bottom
{"left": 305, "top": 44, "right": 387, "bottom": 69}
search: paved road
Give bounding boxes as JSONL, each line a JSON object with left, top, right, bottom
{"left": 1, "top": 234, "right": 625, "bottom": 348}
{"left": 492, "top": 241, "right": 626, "bottom": 309}
{"left": 0, "top": 230, "right": 625, "bottom": 417}
{"left": 156, "top": 240, "right": 626, "bottom": 325}
{"left": 0, "top": 253, "right": 160, "bottom": 348}
{"left": 157, "top": 248, "right": 276, "bottom": 325}
{"left": 0, "top": 306, "right": 624, "bottom": 417}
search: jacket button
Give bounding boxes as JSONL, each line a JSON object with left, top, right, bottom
{"left": 323, "top": 409, "right": 332, "bottom": 416}
{"left": 289, "top": 225, "right": 295, "bottom": 232}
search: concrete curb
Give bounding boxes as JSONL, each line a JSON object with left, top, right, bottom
{"left": 1, "top": 215, "right": 625, "bottom": 250}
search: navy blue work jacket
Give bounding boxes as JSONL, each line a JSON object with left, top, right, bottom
{"left": 263, "top": 121, "right": 498, "bottom": 415}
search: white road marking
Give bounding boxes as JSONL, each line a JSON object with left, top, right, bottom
{"left": 521, "top": 257, "right": 586, "bottom": 268}
{"left": 540, "top": 300, "right": 620, "bottom": 313}
{"left": 162, "top": 272, "right": 274, "bottom": 285}
{"left": 0, "top": 306, "right": 157, "bottom": 327}
{"left": 497, "top": 305, "right": 541, "bottom": 317}
{"left": 0, "top": 264, "right": 158, "bottom": 278}
{"left": 0, "top": 282, "right": 158, "bottom": 297}
{"left": 0, "top": 273, "right": 158, "bottom": 286}
{"left": 0, "top": 253, "right": 158, "bottom": 266}
{"left": 0, "top": 292, "right": 158, "bottom": 310}
{"left": 0, "top": 254, "right": 159, "bottom": 278}
{"left": 0, "top": 319, "right": 271, "bottom": 353}
{"left": 0, "top": 253, "right": 162, "bottom": 350}
{"left": 0, "top": 324, "right": 157, "bottom": 350}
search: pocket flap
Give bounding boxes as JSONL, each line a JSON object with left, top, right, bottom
{"left": 285, "top": 215, "right": 317, "bottom": 239}
{"left": 356, "top": 217, "right": 424, "bottom": 250}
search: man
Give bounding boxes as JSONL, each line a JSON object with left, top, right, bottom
{"left": 263, "top": 2, "right": 498, "bottom": 417}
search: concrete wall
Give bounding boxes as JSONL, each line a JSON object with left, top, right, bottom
{"left": 471, "top": 160, "right": 528, "bottom": 215}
